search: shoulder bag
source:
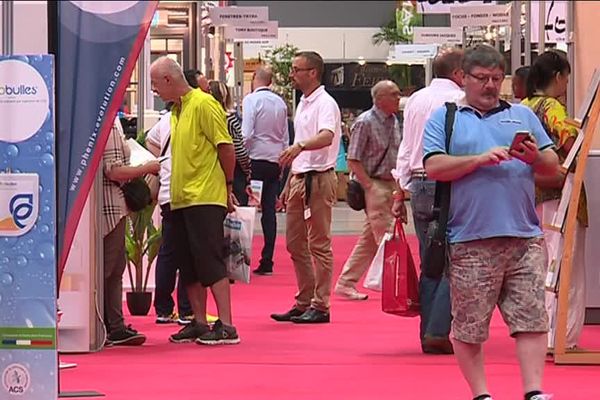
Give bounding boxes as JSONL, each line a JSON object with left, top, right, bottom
{"left": 422, "top": 102, "right": 457, "bottom": 279}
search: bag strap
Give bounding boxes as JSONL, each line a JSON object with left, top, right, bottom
{"left": 160, "top": 136, "right": 171, "bottom": 157}
{"left": 432, "top": 102, "right": 457, "bottom": 230}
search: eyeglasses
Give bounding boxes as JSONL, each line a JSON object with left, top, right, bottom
{"left": 290, "top": 67, "right": 314, "bottom": 74}
{"left": 467, "top": 73, "right": 504, "bottom": 86}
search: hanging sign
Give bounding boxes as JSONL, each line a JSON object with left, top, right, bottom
{"left": 394, "top": 44, "right": 439, "bottom": 60}
{"left": 413, "top": 27, "right": 463, "bottom": 45}
{"left": 0, "top": 55, "right": 57, "bottom": 400}
{"left": 450, "top": 4, "right": 511, "bottom": 27}
{"left": 531, "top": 1, "right": 568, "bottom": 43}
{"left": 416, "top": 0, "right": 496, "bottom": 14}
{"left": 225, "top": 21, "right": 278, "bottom": 40}
{"left": 209, "top": 6, "right": 268, "bottom": 26}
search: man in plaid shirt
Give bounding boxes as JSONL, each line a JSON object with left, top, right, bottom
{"left": 334, "top": 80, "right": 402, "bottom": 300}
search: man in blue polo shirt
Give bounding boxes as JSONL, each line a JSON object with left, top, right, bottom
{"left": 423, "top": 45, "right": 558, "bottom": 400}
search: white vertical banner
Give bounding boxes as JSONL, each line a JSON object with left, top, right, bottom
{"left": 530, "top": 1, "right": 568, "bottom": 43}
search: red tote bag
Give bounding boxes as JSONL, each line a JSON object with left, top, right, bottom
{"left": 381, "top": 219, "right": 420, "bottom": 317}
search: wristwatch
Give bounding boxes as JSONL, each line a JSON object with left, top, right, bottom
{"left": 392, "top": 190, "right": 404, "bottom": 201}
{"left": 297, "top": 141, "right": 306, "bottom": 151}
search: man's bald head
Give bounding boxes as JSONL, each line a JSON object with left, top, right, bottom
{"left": 252, "top": 66, "right": 273, "bottom": 89}
{"left": 371, "top": 80, "right": 401, "bottom": 115}
{"left": 432, "top": 48, "right": 465, "bottom": 85}
{"left": 150, "top": 56, "right": 189, "bottom": 102}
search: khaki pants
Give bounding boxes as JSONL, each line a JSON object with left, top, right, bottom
{"left": 286, "top": 170, "right": 337, "bottom": 312}
{"left": 337, "top": 179, "right": 395, "bottom": 288}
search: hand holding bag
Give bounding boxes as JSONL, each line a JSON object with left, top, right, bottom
{"left": 346, "top": 179, "right": 366, "bottom": 211}
{"left": 121, "top": 178, "right": 152, "bottom": 212}
{"left": 382, "top": 219, "right": 420, "bottom": 317}
{"left": 422, "top": 102, "right": 456, "bottom": 279}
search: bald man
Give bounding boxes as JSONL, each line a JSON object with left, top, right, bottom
{"left": 334, "top": 80, "right": 402, "bottom": 301}
{"left": 150, "top": 56, "right": 240, "bottom": 345}
{"left": 241, "top": 66, "right": 289, "bottom": 276}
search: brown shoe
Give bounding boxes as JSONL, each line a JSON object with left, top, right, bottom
{"left": 422, "top": 336, "right": 454, "bottom": 354}
{"left": 334, "top": 284, "right": 368, "bottom": 301}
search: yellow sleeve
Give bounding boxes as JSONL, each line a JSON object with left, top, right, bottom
{"left": 542, "top": 98, "right": 578, "bottom": 149}
{"left": 199, "top": 97, "right": 233, "bottom": 146}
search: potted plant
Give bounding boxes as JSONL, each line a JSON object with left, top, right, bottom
{"left": 263, "top": 43, "right": 299, "bottom": 110}
{"left": 124, "top": 131, "right": 162, "bottom": 316}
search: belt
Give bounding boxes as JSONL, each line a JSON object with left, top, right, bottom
{"left": 410, "top": 170, "right": 427, "bottom": 180}
{"left": 294, "top": 168, "right": 334, "bottom": 206}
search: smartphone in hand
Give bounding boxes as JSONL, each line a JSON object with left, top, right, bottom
{"left": 509, "top": 131, "right": 533, "bottom": 153}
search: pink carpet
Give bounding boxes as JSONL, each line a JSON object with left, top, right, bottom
{"left": 60, "top": 235, "right": 600, "bottom": 399}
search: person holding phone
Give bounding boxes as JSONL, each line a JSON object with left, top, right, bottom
{"left": 522, "top": 50, "right": 588, "bottom": 351}
{"left": 423, "top": 45, "right": 558, "bottom": 400}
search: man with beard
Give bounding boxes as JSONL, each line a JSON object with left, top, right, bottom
{"left": 271, "top": 51, "right": 341, "bottom": 324}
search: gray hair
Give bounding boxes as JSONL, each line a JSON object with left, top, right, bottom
{"left": 371, "top": 80, "right": 397, "bottom": 100}
{"left": 254, "top": 66, "right": 273, "bottom": 86}
{"left": 150, "top": 56, "right": 186, "bottom": 81}
{"left": 462, "top": 44, "right": 506, "bottom": 74}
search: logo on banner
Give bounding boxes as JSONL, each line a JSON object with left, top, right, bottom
{"left": 0, "top": 174, "right": 39, "bottom": 237}
{"left": 0, "top": 60, "right": 49, "bottom": 143}
{"left": 2, "top": 364, "right": 31, "bottom": 395}
{"left": 70, "top": 1, "right": 139, "bottom": 14}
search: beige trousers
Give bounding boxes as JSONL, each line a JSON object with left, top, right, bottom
{"left": 286, "top": 170, "right": 337, "bottom": 312}
{"left": 537, "top": 199, "right": 586, "bottom": 348}
{"left": 337, "top": 179, "right": 396, "bottom": 288}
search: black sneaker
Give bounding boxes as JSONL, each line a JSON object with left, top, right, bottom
{"left": 177, "top": 314, "right": 194, "bottom": 326}
{"left": 156, "top": 312, "right": 178, "bottom": 324}
{"left": 107, "top": 325, "right": 146, "bottom": 346}
{"left": 169, "top": 320, "right": 210, "bottom": 343}
{"left": 196, "top": 320, "right": 240, "bottom": 345}
{"left": 253, "top": 267, "right": 273, "bottom": 276}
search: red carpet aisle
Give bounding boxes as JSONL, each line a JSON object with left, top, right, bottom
{"left": 61, "top": 235, "right": 599, "bottom": 400}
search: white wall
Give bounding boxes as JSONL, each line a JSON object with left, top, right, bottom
{"left": 0, "top": 1, "right": 47, "bottom": 54}
{"left": 243, "top": 27, "right": 391, "bottom": 61}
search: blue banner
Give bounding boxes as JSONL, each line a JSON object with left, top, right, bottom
{"left": 0, "top": 55, "right": 57, "bottom": 399}
{"left": 56, "top": 1, "right": 158, "bottom": 279}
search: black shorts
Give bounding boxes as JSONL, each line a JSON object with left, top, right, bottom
{"left": 171, "top": 205, "right": 227, "bottom": 287}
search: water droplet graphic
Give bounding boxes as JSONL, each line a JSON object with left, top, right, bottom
{"left": 0, "top": 293, "right": 2, "bottom": 304}
{"left": 6, "top": 144, "right": 19, "bottom": 158}
{"left": 1, "top": 273, "right": 13, "bottom": 286}
{"left": 34, "top": 144, "right": 42, "bottom": 153}
{"left": 40, "top": 224, "right": 49, "bottom": 234}
{"left": 41, "top": 153, "right": 54, "bottom": 167}
{"left": 0, "top": 257, "right": 8, "bottom": 265}
{"left": 16, "top": 256, "right": 27, "bottom": 267}
{"left": 45, "top": 131, "right": 54, "bottom": 143}
{"left": 37, "top": 243, "right": 55, "bottom": 260}
{"left": 43, "top": 206, "right": 51, "bottom": 213}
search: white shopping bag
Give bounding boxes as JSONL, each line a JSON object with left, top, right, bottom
{"left": 223, "top": 206, "right": 256, "bottom": 283}
{"left": 363, "top": 232, "right": 393, "bottom": 291}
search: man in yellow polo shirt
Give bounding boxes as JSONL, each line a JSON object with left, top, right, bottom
{"left": 150, "top": 56, "right": 240, "bottom": 345}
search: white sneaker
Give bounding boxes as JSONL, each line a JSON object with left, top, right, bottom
{"left": 530, "top": 395, "right": 553, "bottom": 400}
{"left": 334, "top": 284, "right": 368, "bottom": 300}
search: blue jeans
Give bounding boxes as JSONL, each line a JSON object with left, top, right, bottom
{"left": 153, "top": 203, "right": 192, "bottom": 317}
{"left": 410, "top": 179, "right": 452, "bottom": 341}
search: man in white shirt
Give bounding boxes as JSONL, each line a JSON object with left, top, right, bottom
{"left": 392, "top": 48, "right": 464, "bottom": 354}
{"left": 242, "top": 66, "right": 289, "bottom": 276}
{"left": 271, "top": 51, "right": 341, "bottom": 324}
{"left": 146, "top": 108, "right": 193, "bottom": 326}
